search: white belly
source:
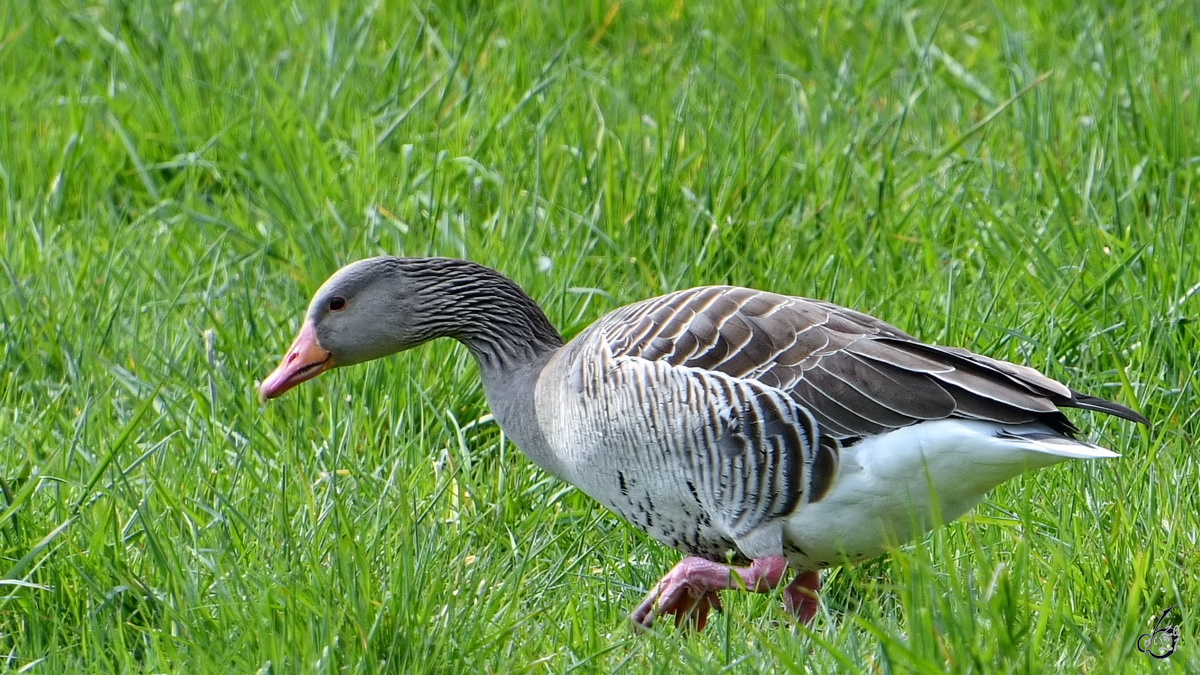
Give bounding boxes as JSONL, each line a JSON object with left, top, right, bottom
{"left": 782, "top": 419, "right": 1116, "bottom": 568}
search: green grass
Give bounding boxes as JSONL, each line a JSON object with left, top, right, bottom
{"left": 1, "top": 0, "right": 1197, "bottom": 671}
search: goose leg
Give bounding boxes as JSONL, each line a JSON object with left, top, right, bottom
{"left": 631, "top": 555, "right": 795, "bottom": 631}
{"left": 782, "top": 569, "right": 820, "bottom": 624}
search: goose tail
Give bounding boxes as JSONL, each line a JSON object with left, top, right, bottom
{"left": 995, "top": 428, "right": 1120, "bottom": 460}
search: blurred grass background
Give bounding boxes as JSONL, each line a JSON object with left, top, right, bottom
{"left": 0, "top": 0, "right": 1196, "bottom": 671}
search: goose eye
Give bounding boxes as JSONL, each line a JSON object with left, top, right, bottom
{"left": 328, "top": 296, "right": 346, "bottom": 311}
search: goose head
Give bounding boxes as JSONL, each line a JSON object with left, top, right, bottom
{"left": 259, "top": 257, "right": 427, "bottom": 400}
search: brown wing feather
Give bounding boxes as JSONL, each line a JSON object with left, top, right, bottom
{"left": 603, "top": 286, "right": 1147, "bottom": 439}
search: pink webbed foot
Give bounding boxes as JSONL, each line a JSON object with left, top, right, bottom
{"left": 630, "top": 556, "right": 791, "bottom": 632}
{"left": 633, "top": 583, "right": 723, "bottom": 632}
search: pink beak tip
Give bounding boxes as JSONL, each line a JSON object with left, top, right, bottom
{"left": 260, "top": 322, "right": 331, "bottom": 401}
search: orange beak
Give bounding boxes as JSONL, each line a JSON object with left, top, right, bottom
{"left": 260, "top": 321, "right": 334, "bottom": 401}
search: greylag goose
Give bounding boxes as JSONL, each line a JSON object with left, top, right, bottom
{"left": 260, "top": 257, "right": 1147, "bottom": 631}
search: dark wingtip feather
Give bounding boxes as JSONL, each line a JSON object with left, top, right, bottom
{"left": 1065, "top": 391, "right": 1150, "bottom": 427}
